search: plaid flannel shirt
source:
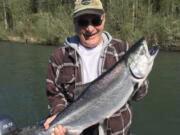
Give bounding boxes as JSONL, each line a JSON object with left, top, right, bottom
{"left": 46, "top": 37, "right": 149, "bottom": 135}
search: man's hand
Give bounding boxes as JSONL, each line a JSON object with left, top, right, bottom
{"left": 44, "top": 114, "right": 66, "bottom": 135}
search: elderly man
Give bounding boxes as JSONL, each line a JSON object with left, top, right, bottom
{"left": 44, "top": 0, "right": 149, "bottom": 135}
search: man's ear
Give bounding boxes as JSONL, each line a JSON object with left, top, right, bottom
{"left": 102, "top": 13, "right": 106, "bottom": 22}
{"left": 73, "top": 18, "right": 76, "bottom": 24}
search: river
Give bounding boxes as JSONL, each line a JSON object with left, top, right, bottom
{"left": 0, "top": 41, "right": 179, "bottom": 135}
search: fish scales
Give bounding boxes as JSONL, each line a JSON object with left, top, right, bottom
{"left": 51, "top": 62, "right": 132, "bottom": 130}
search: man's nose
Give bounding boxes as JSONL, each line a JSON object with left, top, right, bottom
{"left": 85, "top": 24, "right": 95, "bottom": 33}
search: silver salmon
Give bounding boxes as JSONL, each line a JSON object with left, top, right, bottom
{"left": 12, "top": 37, "right": 160, "bottom": 135}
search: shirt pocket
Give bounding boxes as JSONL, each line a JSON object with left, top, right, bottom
{"left": 56, "top": 65, "right": 76, "bottom": 89}
{"left": 56, "top": 65, "right": 77, "bottom": 102}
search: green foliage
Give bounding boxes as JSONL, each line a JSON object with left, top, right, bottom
{"left": 0, "top": 23, "right": 9, "bottom": 40}
{"left": 31, "top": 8, "right": 74, "bottom": 45}
{"left": 0, "top": 0, "right": 179, "bottom": 48}
{"left": 104, "top": 0, "right": 180, "bottom": 47}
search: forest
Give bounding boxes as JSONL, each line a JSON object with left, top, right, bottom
{"left": 0, "top": 0, "right": 180, "bottom": 49}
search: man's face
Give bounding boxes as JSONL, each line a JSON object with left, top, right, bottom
{"left": 74, "top": 13, "right": 105, "bottom": 48}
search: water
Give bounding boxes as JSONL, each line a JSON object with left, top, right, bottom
{"left": 0, "top": 41, "right": 180, "bottom": 135}
{"left": 0, "top": 41, "right": 58, "bottom": 128}
{"left": 131, "top": 50, "right": 180, "bottom": 134}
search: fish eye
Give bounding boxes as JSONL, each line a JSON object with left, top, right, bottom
{"left": 140, "top": 48, "right": 146, "bottom": 55}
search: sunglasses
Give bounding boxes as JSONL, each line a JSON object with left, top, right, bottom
{"left": 77, "top": 16, "right": 103, "bottom": 27}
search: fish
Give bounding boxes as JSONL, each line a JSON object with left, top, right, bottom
{"left": 6, "top": 37, "right": 160, "bottom": 135}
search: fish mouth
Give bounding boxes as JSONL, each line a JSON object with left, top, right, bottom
{"left": 129, "top": 67, "right": 144, "bottom": 79}
{"left": 149, "top": 45, "right": 160, "bottom": 56}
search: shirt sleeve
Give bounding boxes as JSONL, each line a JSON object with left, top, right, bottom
{"left": 131, "top": 79, "right": 149, "bottom": 101}
{"left": 46, "top": 50, "right": 68, "bottom": 115}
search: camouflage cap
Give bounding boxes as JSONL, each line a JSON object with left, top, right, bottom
{"left": 73, "top": 0, "right": 104, "bottom": 18}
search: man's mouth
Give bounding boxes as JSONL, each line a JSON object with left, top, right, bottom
{"left": 84, "top": 33, "right": 97, "bottom": 39}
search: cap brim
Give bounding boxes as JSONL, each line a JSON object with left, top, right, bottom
{"left": 73, "top": 9, "right": 104, "bottom": 18}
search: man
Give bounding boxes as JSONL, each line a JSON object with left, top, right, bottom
{"left": 44, "top": 0, "right": 149, "bottom": 135}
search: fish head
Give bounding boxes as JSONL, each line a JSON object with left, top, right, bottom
{"left": 127, "top": 37, "right": 160, "bottom": 79}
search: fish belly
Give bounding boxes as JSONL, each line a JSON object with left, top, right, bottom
{"left": 50, "top": 64, "right": 134, "bottom": 134}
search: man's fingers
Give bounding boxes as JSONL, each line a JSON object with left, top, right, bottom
{"left": 44, "top": 115, "right": 66, "bottom": 135}
{"left": 58, "top": 125, "right": 66, "bottom": 133}
{"left": 62, "top": 126, "right": 66, "bottom": 133}
{"left": 54, "top": 126, "right": 66, "bottom": 135}
{"left": 44, "top": 114, "right": 58, "bottom": 130}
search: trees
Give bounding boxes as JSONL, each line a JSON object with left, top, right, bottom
{"left": 103, "top": 0, "right": 180, "bottom": 46}
{"left": 0, "top": 0, "right": 13, "bottom": 30}
{"left": 0, "top": 0, "right": 179, "bottom": 47}
{"left": 2, "top": 0, "right": 8, "bottom": 30}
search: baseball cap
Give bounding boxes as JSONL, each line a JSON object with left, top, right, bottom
{"left": 73, "top": 0, "right": 104, "bottom": 18}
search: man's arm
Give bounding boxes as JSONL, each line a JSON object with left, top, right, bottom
{"left": 44, "top": 51, "right": 68, "bottom": 135}
{"left": 46, "top": 50, "right": 68, "bottom": 115}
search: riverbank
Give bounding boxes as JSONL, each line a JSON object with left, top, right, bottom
{"left": 1, "top": 0, "right": 180, "bottom": 52}
{"left": 161, "top": 45, "right": 180, "bottom": 52}
{"left": 1, "top": 35, "right": 45, "bottom": 45}
{"left": 0, "top": 35, "right": 58, "bottom": 46}
{"left": 1, "top": 36, "right": 180, "bottom": 52}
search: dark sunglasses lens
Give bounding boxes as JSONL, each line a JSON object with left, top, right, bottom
{"left": 92, "top": 17, "right": 102, "bottom": 26}
{"left": 77, "top": 19, "right": 89, "bottom": 27}
{"left": 77, "top": 16, "right": 102, "bottom": 27}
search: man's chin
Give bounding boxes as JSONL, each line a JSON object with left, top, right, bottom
{"left": 84, "top": 42, "right": 99, "bottom": 48}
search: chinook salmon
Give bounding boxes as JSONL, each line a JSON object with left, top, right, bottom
{"left": 4, "top": 37, "right": 159, "bottom": 135}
